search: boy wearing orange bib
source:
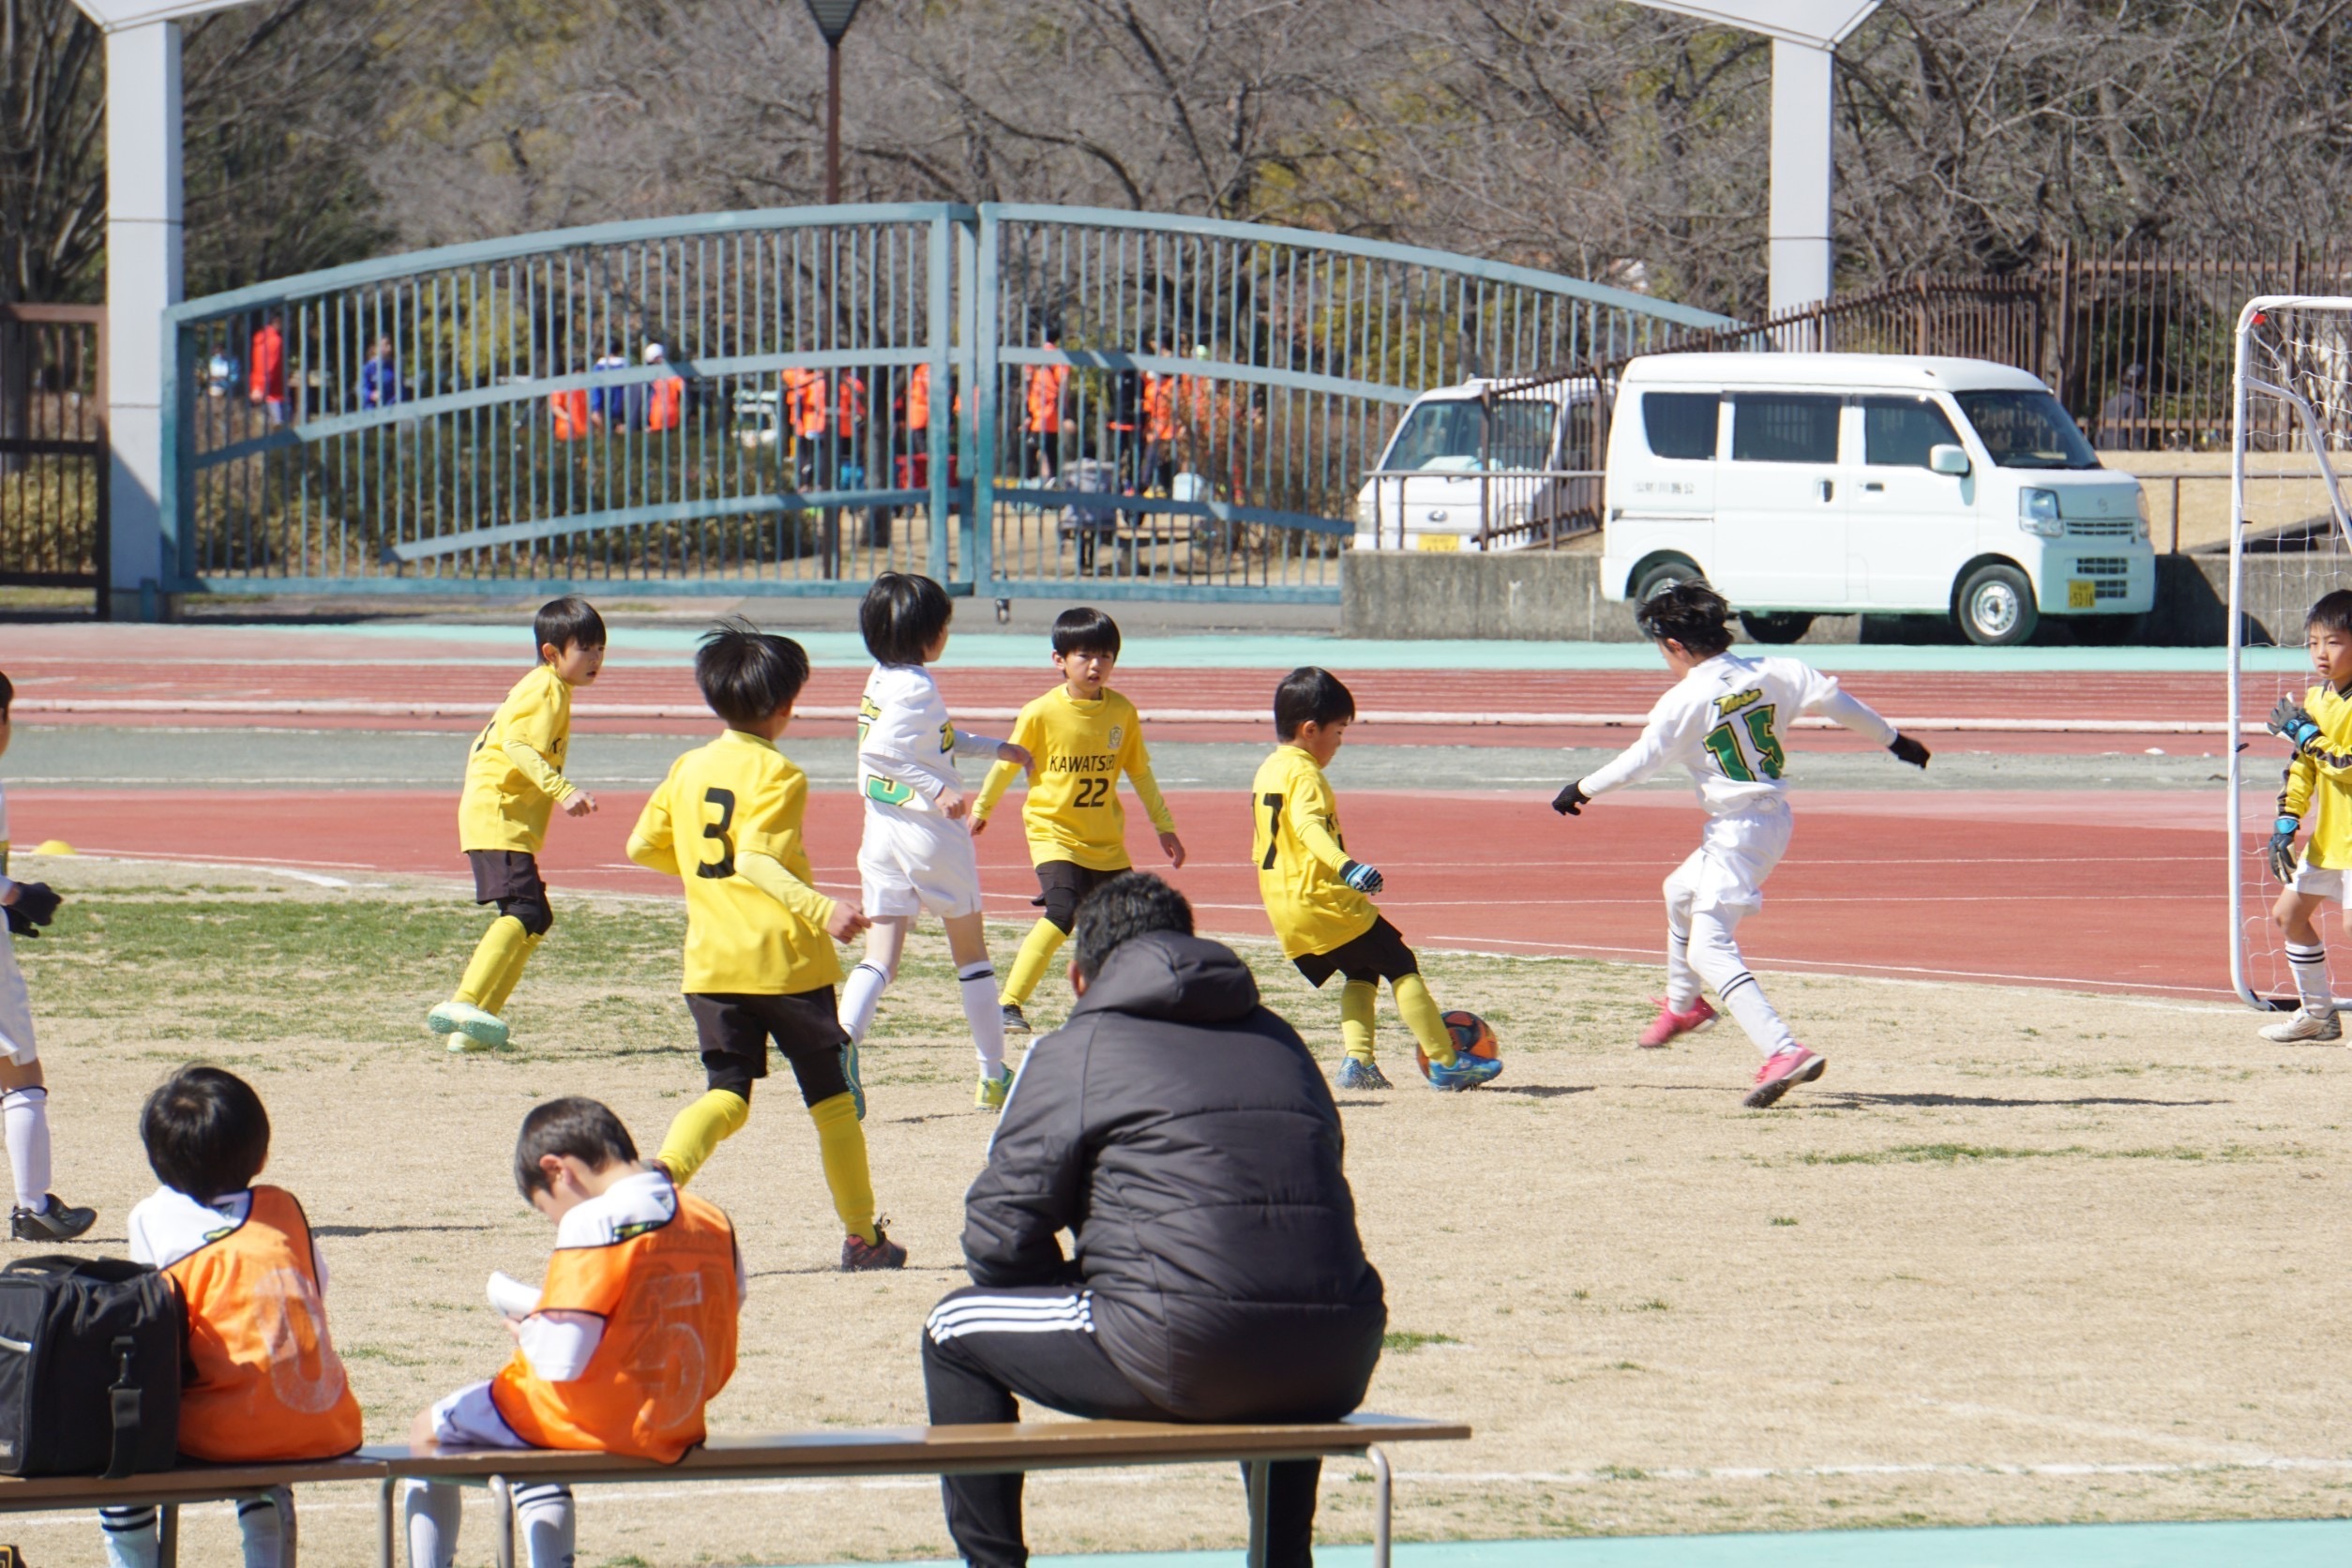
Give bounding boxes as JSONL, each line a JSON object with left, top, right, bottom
{"left": 404, "top": 1099, "right": 743, "bottom": 1568}
{"left": 99, "top": 1066, "right": 364, "bottom": 1568}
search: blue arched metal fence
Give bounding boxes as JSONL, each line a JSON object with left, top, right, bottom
{"left": 161, "top": 204, "right": 1728, "bottom": 601}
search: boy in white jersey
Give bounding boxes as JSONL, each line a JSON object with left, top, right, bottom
{"left": 0, "top": 669, "right": 94, "bottom": 1241}
{"left": 839, "top": 574, "right": 1033, "bottom": 1108}
{"left": 1552, "top": 583, "right": 1931, "bottom": 1108}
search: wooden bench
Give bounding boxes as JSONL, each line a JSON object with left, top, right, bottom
{"left": 385, "top": 1414, "right": 1468, "bottom": 1568}
{"left": 0, "top": 1455, "right": 393, "bottom": 1568}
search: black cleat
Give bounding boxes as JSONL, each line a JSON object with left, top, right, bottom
{"left": 841, "top": 1225, "right": 909, "bottom": 1273}
{"left": 1001, "top": 1003, "right": 1032, "bottom": 1035}
{"left": 12, "top": 1196, "right": 98, "bottom": 1243}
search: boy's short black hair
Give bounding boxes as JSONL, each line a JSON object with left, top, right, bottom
{"left": 2308, "top": 590, "right": 2352, "bottom": 640}
{"left": 697, "top": 619, "right": 810, "bottom": 727}
{"left": 0, "top": 669, "right": 11, "bottom": 719}
{"left": 861, "top": 572, "right": 954, "bottom": 665}
{"left": 1635, "top": 580, "right": 1735, "bottom": 658}
{"left": 1051, "top": 607, "right": 1121, "bottom": 659}
{"left": 1274, "top": 667, "right": 1355, "bottom": 742}
{"left": 1072, "top": 871, "right": 1196, "bottom": 980}
{"left": 535, "top": 596, "right": 607, "bottom": 655}
{"left": 514, "top": 1096, "right": 638, "bottom": 1199}
{"left": 142, "top": 1065, "right": 270, "bottom": 1199}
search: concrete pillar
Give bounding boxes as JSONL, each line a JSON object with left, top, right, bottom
{"left": 103, "top": 19, "right": 181, "bottom": 616}
{"left": 1767, "top": 38, "right": 1835, "bottom": 324}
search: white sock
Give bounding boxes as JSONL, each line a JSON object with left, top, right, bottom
{"left": 2286, "top": 942, "right": 2332, "bottom": 1015}
{"left": 99, "top": 1505, "right": 159, "bottom": 1568}
{"left": 1690, "top": 912, "right": 1795, "bottom": 1056}
{"left": 958, "top": 961, "right": 1005, "bottom": 1075}
{"left": 3, "top": 1086, "right": 52, "bottom": 1211}
{"left": 1664, "top": 920, "right": 1699, "bottom": 1011}
{"left": 403, "top": 1481, "right": 461, "bottom": 1568}
{"left": 838, "top": 961, "right": 891, "bottom": 1046}
{"left": 236, "top": 1488, "right": 291, "bottom": 1568}
{"left": 513, "top": 1482, "right": 576, "bottom": 1568}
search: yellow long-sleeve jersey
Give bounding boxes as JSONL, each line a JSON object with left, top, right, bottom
{"left": 1250, "top": 744, "right": 1378, "bottom": 959}
{"left": 2279, "top": 680, "right": 2352, "bottom": 870}
{"left": 459, "top": 664, "right": 579, "bottom": 853}
{"left": 626, "top": 730, "right": 844, "bottom": 995}
{"left": 972, "top": 686, "right": 1176, "bottom": 871}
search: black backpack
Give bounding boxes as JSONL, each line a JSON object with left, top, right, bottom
{"left": 0, "top": 1255, "right": 183, "bottom": 1478}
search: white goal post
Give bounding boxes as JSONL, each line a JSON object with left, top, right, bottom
{"left": 2227, "top": 296, "right": 2352, "bottom": 1006}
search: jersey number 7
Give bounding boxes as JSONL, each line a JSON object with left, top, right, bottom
{"left": 1702, "top": 704, "right": 1787, "bottom": 783}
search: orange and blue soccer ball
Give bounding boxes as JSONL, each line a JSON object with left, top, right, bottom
{"left": 1416, "top": 1010, "right": 1500, "bottom": 1082}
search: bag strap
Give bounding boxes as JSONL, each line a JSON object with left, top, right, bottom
{"left": 105, "top": 1335, "right": 143, "bottom": 1481}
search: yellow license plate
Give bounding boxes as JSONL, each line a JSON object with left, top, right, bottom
{"left": 2066, "top": 579, "right": 2095, "bottom": 610}
{"left": 1417, "top": 533, "right": 1461, "bottom": 551}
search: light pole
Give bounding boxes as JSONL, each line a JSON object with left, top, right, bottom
{"left": 802, "top": 0, "right": 867, "bottom": 204}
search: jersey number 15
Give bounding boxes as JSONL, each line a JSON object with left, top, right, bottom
{"left": 1703, "top": 704, "right": 1786, "bottom": 783}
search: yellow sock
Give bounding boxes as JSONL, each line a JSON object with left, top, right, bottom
{"left": 456, "top": 917, "right": 530, "bottom": 1009}
{"left": 478, "top": 932, "right": 543, "bottom": 1018}
{"left": 1002, "top": 919, "right": 1068, "bottom": 1008}
{"left": 809, "top": 1093, "right": 879, "bottom": 1244}
{"left": 656, "top": 1090, "right": 750, "bottom": 1187}
{"left": 1339, "top": 980, "right": 1378, "bottom": 1063}
{"left": 1394, "top": 973, "right": 1457, "bottom": 1067}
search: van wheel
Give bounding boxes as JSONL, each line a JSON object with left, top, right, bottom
{"left": 1631, "top": 556, "right": 1701, "bottom": 607}
{"left": 1955, "top": 564, "right": 2038, "bottom": 646}
{"left": 1740, "top": 611, "right": 1814, "bottom": 644}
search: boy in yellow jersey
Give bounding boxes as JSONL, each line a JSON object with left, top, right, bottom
{"left": 2261, "top": 589, "right": 2352, "bottom": 1043}
{"left": 626, "top": 621, "right": 905, "bottom": 1271}
{"left": 429, "top": 596, "right": 604, "bottom": 1052}
{"left": 972, "top": 608, "right": 1184, "bottom": 1034}
{"left": 1251, "top": 667, "right": 1500, "bottom": 1093}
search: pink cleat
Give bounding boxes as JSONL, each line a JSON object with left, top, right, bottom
{"left": 1637, "top": 996, "right": 1718, "bottom": 1049}
{"left": 1741, "top": 1046, "right": 1826, "bottom": 1108}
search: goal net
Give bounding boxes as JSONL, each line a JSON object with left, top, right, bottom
{"left": 2228, "top": 297, "right": 2352, "bottom": 1006}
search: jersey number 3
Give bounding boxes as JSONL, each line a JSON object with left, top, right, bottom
{"left": 697, "top": 788, "right": 737, "bottom": 879}
{"left": 1702, "top": 705, "right": 1786, "bottom": 783}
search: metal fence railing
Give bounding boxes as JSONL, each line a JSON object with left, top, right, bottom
{"left": 0, "top": 304, "right": 107, "bottom": 597}
{"left": 1357, "top": 469, "right": 1604, "bottom": 552}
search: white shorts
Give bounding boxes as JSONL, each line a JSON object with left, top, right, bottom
{"left": 0, "top": 936, "right": 34, "bottom": 1066}
{"left": 427, "top": 1380, "right": 531, "bottom": 1449}
{"left": 858, "top": 807, "right": 984, "bottom": 920}
{"left": 1666, "top": 799, "right": 1793, "bottom": 923}
{"left": 2290, "top": 854, "right": 2343, "bottom": 902}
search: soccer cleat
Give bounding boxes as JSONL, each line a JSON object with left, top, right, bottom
{"left": 11, "top": 1195, "right": 98, "bottom": 1243}
{"left": 840, "top": 1226, "right": 908, "bottom": 1272}
{"left": 2260, "top": 1007, "right": 2343, "bottom": 1044}
{"left": 1425, "top": 1052, "right": 1503, "bottom": 1092}
{"left": 1001, "top": 1003, "right": 1032, "bottom": 1035}
{"left": 841, "top": 1038, "right": 867, "bottom": 1120}
{"left": 975, "top": 1065, "right": 1014, "bottom": 1110}
{"left": 1742, "top": 1046, "right": 1827, "bottom": 1109}
{"left": 427, "top": 1000, "right": 509, "bottom": 1051}
{"left": 1637, "top": 996, "right": 1719, "bottom": 1048}
{"left": 1334, "top": 1057, "right": 1392, "bottom": 1092}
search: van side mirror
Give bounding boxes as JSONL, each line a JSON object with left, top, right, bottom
{"left": 1928, "top": 444, "right": 1970, "bottom": 476}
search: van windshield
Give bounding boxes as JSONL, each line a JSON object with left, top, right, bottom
{"left": 1953, "top": 390, "right": 2100, "bottom": 470}
{"left": 1384, "top": 398, "right": 1558, "bottom": 471}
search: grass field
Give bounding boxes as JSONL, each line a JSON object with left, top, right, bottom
{"left": 7, "top": 852, "right": 2351, "bottom": 1567}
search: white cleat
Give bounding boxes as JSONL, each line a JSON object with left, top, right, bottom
{"left": 2259, "top": 1007, "right": 2342, "bottom": 1044}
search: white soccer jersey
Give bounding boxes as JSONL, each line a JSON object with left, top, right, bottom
{"left": 855, "top": 663, "right": 1002, "bottom": 814}
{"left": 1579, "top": 653, "right": 1898, "bottom": 816}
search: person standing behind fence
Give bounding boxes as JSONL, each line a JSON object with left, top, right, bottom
{"left": 358, "top": 336, "right": 405, "bottom": 410}
{"left": 2097, "top": 363, "right": 2149, "bottom": 451}
{"left": 588, "top": 340, "right": 631, "bottom": 433}
{"left": 249, "top": 315, "right": 287, "bottom": 425}
{"left": 784, "top": 367, "right": 829, "bottom": 489}
{"left": 1022, "top": 333, "right": 1067, "bottom": 482}
{"left": 1140, "top": 344, "right": 1178, "bottom": 496}
{"left": 836, "top": 367, "right": 869, "bottom": 484}
{"left": 642, "top": 343, "right": 684, "bottom": 432}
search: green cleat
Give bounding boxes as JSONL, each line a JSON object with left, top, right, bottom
{"left": 975, "top": 1064, "right": 1014, "bottom": 1110}
{"left": 428, "top": 1000, "right": 509, "bottom": 1051}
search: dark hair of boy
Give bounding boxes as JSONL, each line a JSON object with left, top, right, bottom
{"left": 2307, "top": 589, "right": 2352, "bottom": 640}
{"left": 535, "top": 596, "right": 608, "bottom": 655}
{"left": 0, "top": 669, "right": 11, "bottom": 717}
{"left": 696, "top": 619, "right": 810, "bottom": 727}
{"left": 1635, "top": 580, "right": 1735, "bottom": 659}
{"left": 142, "top": 1065, "right": 271, "bottom": 1200}
{"left": 1273, "top": 667, "right": 1355, "bottom": 742}
{"left": 514, "top": 1096, "right": 639, "bottom": 1199}
{"left": 861, "top": 572, "right": 953, "bottom": 666}
{"left": 1050, "top": 607, "right": 1121, "bottom": 659}
{"left": 1071, "top": 871, "right": 1196, "bottom": 980}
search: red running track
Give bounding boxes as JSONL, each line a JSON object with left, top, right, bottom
{"left": 7, "top": 786, "right": 2232, "bottom": 1000}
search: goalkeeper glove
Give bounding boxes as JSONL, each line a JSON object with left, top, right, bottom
{"left": 5, "top": 882, "right": 59, "bottom": 928}
{"left": 1889, "top": 733, "right": 1931, "bottom": 769}
{"left": 1552, "top": 781, "right": 1590, "bottom": 817}
{"left": 1339, "top": 860, "right": 1384, "bottom": 896}
{"left": 2269, "top": 696, "right": 2323, "bottom": 752}
{"left": 4, "top": 905, "right": 32, "bottom": 940}
{"left": 2270, "top": 817, "right": 2303, "bottom": 884}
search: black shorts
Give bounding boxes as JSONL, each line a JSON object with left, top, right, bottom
{"left": 1292, "top": 915, "right": 1419, "bottom": 989}
{"left": 467, "top": 850, "right": 546, "bottom": 907}
{"left": 1032, "top": 861, "right": 1130, "bottom": 934}
{"left": 686, "top": 988, "right": 851, "bottom": 1106}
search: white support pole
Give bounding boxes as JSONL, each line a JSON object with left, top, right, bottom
{"left": 103, "top": 17, "right": 182, "bottom": 615}
{"left": 1768, "top": 37, "right": 1835, "bottom": 325}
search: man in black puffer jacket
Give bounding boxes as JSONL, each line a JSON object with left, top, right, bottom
{"left": 924, "top": 872, "right": 1386, "bottom": 1566}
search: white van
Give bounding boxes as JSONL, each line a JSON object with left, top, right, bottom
{"left": 1353, "top": 378, "right": 1601, "bottom": 551}
{"left": 1599, "top": 354, "right": 2155, "bottom": 644}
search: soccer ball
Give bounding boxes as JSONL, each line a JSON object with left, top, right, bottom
{"left": 1416, "top": 1010, "right": 1500, "bottom": 1081}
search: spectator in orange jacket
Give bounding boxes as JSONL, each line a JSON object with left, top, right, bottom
{"left": 249, "top": 315, "right": 288, "bottom": 425}
{"left": 1023, "top": 335, "right": 1068, "bottom": 481}
{"left": 643, "top": 344, "right": 684, "bottom": 432}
